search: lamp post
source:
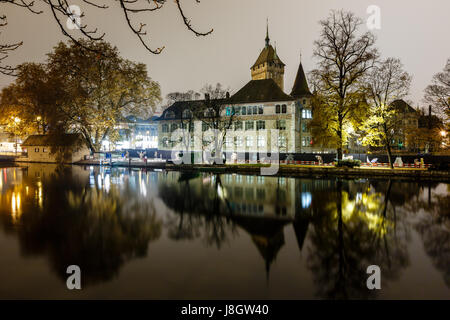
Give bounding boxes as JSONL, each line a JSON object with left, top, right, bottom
{"left": 36, "top": 116, "right": 42, "bottom": 134}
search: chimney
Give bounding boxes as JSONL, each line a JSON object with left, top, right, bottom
{"left": 226, "top": 91, "right": 230, "bottom": 99}
{"left": 429, "top": 105, "right": 432, "bottom": 130}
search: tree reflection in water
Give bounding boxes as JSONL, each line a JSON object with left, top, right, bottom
{"left": 0, "top": 165, "right": 162, "bottom": 286}
{"left": 156, "top": 173, "right": 417, "bottom": 298}
{"left": 407, "top": 183, "right": 450, "bottom": 287}
{"left": 305, "top": 180, "right": 411, "bottom": 299}
{"left": 0, "top": 166, "right": 448, "bottom": 298}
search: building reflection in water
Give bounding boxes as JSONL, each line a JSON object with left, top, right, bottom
{"left": 0, "top": 164, "right": 448, "bottom": 298}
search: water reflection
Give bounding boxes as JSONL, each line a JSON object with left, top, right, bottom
{"left": 0, "top": 165, "right": 162, "bottom": 286}
{"left": 0, "top": 165, "right": 448, "bottom": 299}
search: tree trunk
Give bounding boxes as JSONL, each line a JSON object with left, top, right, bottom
{"left": 337, "top": 115, "right": 343, "bottom": 160}
{"left": 386, "top": 143, "right": 393, "bottom": 169}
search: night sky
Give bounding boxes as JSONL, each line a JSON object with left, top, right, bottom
{"left": 1, "top": 0, "right": 449, "bottom": 110}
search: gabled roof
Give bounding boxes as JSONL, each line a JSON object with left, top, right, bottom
{"left": 291, "top": 62, "right": 311, "bottom": 97}
{"left": 21, "top": 134, "right": 84, "bottom": 147}
{"left": 251, "top": 45, "right": 285, "bottom": 69}
{"left": 390, "top": 99, "right": 417, "bottom": 114}
{"left": 230, "top": 79, "right": 294, "bottom": 104}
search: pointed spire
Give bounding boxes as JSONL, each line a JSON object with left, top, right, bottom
{"left": 291, "top": 54, "right": 312, "bottom": 98}
{"left": 265, "top": 18, "right": 270, "bottom": 47}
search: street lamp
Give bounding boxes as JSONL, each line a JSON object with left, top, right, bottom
{"left": 36, "top": 116, "right": 42, "bottom": 134}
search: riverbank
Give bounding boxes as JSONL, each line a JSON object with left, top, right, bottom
{"left": 4, "top": 158, "right": 449, "bottom": 180}
{"left": 163, "top": 163, "right": 450, "bottom": 181}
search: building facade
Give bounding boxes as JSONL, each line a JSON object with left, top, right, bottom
{"left": 115, "top": 116, "right": 159, "bottom": 150}
{"left": 157, "top": 26, "right": 320, "bottom": 160}
{"left": 21, "top": 134, "right": 90, "bottom": 163}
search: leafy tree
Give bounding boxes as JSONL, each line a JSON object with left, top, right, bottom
{"left": 0, "top": 63, "right": 65, "bottom": 136}
{"left": 310, "top": 10, "right": 378, "bottom": 159}
{"left": 424, "top": 58, "right": 450, "bottom": 125}
{"left": 361, "top": 58, "right": 412, "bottom": 168}
{"left": 47, "top": 39, "right": 161, "bottom": 152}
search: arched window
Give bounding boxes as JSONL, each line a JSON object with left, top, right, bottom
{"left": 182, "top": 109, "right": 192, "bottom": 118}
{"left": 165, "top": 111, "right": 175, "bottom": 118}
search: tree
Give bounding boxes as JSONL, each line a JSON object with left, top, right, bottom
{"left": 166, "top": 90, "right": 201, "bottom": 105}
{"left": 310, "top": 10, "right": 378, "bottom": 160}
{"left": 196, "top": 83, "right": 232, "bottom": 163}
{"left": 47, "top": 39, "right": 161, "bottom": 152}
{"left": 361, "top": 58, "right": 412, "bottom": 168}
{"left": 0, "top": 15, "right": 22, "bottom": 75}
{"left": 0, "top": 0, "right": 213, "bottom": 74}
{"left": 424, "top": 59, "right": 450, "bottom": 125}
{"left": 0, "top": 63, "right": 65, "bottom": 135}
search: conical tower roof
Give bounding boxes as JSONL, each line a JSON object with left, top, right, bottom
{"left": 291, "top": 60, "right": 311, "bottom": 97}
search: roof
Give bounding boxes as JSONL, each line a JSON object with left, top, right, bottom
{"left": 418, "top": 114, "right": 444, "bottom": 129}
{"left": 390, "top": 99, "right": 417, "bottom": 114}
{"left": 251, "top": 44, "right": 285, "bottom": 69}
{"left": 21, "top": 134, "right": 84, "bottom": 147}
{"left": 230, "top": 79, "right": 294, "bottom": 104}
{"left": 125, "top": 115, "right": 160, "bottom": 123}
{"left": 157, "top": 99, "right": 228, "bottom": 120}
{"left": 291, "top": 62, "right": 312, "bottom": 97}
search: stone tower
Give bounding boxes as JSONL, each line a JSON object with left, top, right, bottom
{"left": 250, "top": 20, "right": 285, "bottom": 91}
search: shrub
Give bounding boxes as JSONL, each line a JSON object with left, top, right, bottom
{"left": 336, "top": 159, "right": 361, "bottom": 168}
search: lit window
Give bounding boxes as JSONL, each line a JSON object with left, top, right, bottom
{"left": 278, "top": 136, "right": 286, "bottom": 148}
{"left": 302, "top": 109, "right": 312, "bottom": 119}
{"left": 235, "top": 136, "right": 243, "bottom": 147}
{"left": 257, "top": 136, "right": 265, "bottom": 147}
{"left": 225, "top": 137, "right": 233, "bottom": 148}
{"left": 246, "top": 136, "right": 253, "bottom": 147}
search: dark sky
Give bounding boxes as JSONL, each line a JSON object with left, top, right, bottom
{"left": 1, "top": 0, "right": 449, "bottom": 110}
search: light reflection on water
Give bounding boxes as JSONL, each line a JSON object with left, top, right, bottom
{"left": 0, "top": 164, "right": 449, "bottom": 299}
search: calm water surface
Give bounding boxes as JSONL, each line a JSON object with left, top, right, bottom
{"left": 0, "top": 164, "right": 449, "bottom": 299}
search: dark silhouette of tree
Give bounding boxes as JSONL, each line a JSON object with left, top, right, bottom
{"left": 0, "top": 14, "right": 22, "bottom": 75}
{"left": 424, "top": 58, "right": 450, "bottom": 124}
